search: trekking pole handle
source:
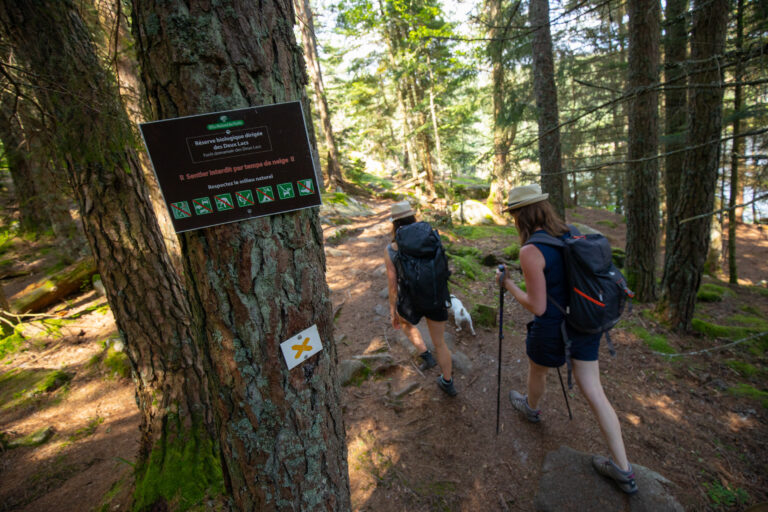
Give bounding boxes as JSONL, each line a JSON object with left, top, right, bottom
{"left": 497, "top": 264, "right": 505, "bottom": 290}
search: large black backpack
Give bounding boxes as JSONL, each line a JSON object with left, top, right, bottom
{"left": 526, "top": 226, "right": 634, "bottom": 386}
{"left": 394, "top": 222, "right": 451, "bottom": 312}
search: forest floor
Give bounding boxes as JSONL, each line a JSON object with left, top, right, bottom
{"left": 1, "top": 194, "right": 767, "bottom": 511}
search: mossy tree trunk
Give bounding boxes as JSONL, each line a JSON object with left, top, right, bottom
{"left": 0, "top": 2, "right": 222, "bottom": 509}
{"left": 661, "top": 0, "right": 729, "bottom": 331}
{"left": 530, "top": 0, "right": 565, "bottom": 218}
{"left": 131, "top": 1, "right": 351, "bottom": 509}
{"left": 625, "top": 0, "right": 660, "bottom": 301}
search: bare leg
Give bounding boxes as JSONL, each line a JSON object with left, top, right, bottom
{"left": 426, "top": 319, "right": 452, "bottom": 381}
{"left": 527, "top": 359, "right": 549, "bottom": 409}
{"left": 400, "top": 317, "right": 428, "bottom": 353}
{"left": 572, "top": 359, "right": 630, "bottom": 471}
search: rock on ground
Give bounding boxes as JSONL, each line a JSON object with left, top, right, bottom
{"left": 534, "top": 445, "right": 684, "bottom": 512}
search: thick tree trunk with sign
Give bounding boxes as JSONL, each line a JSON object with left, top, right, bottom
{"left": 662, "top": 0, "right": 729, "bottom": 331}
{"left": 530, "top": 0, "right": 565, "bottom": 218}
{"left": 132, "top": 0, "right": 350, "bottom": 509}
{"left": 625, "top": 0, "right": 660, "bottom": 301}
{"left": 0, "top": 2, "right": 223, "bottom": 509}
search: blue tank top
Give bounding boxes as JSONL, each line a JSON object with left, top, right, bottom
{"left": 529, "top": 229, "right": 569, "bottom": 336}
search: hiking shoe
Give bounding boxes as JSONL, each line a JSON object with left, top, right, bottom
{"left": 436, "top": 375, "right": 458, "bottom": 396}
{"left": 509, "top": 390, "right": 541, "bottom": 423}
{"left": 418, "top": 350, "right": 437, "bottom": 371}
{"left": 592, "top": 455, "right": 639, "bottom": 494}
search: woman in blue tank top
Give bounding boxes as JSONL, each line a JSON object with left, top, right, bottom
{"left": 495, "top": 184, "right": 638, "bottom": 495}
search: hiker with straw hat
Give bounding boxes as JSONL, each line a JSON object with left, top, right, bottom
{"left": 384, "top": 201, "right": 457, "bottom": 396}
{"left": 496, "top": 184, "right": 638, "bottom": 494}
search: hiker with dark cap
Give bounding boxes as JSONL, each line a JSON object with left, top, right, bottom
{"left": 385, "top": 201, "right": 457, "bottom": 396}
{"left": 495, "top": 184, "right": 638, "bottom": 494}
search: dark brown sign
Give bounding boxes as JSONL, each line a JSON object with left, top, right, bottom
{"left": 140, "top": 102, "right": 321, "bottom": 233}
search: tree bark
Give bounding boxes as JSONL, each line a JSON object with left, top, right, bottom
{"left": 294, "top": 0, "right": 345, "bottom": 190}
{"left": 728, "top": 0, "right": 744, "bottom": 284}
{"left": 529, "top": 0, "right": 565, "bottom": 218}
{"left": 0, "top": 3, "right": 221, "bottom": 509}
{"left": 625, "top": 0, "right": 660, "bottom": 301}
{"left": 662, "top": 0, "right": 688, "bottom": 252}
{"left": 132, "top": 0, "right": 351, "bottom": 509}
{"left": 662, "top": 0, "right": 729, "bottom": 331}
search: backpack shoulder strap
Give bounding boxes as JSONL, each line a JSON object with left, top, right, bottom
{"left": 524, "top": 231, "right": 565, "bottom": 248}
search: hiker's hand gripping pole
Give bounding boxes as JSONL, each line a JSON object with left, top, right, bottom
{"left": 496, "top": 264, "right": 505, "bottom": 435}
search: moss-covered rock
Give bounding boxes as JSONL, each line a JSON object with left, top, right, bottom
{"left": 448, "top": 254, "right": 483, "bottom": 281}
{"left": 697, "top": 283, "right": 728, "bottom": 302}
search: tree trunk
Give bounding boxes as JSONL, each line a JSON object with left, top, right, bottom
{"left": 662, "top": 0, "right": 688, "bottom": 252}
{"left": 529, "top": 0, "right": 565, "bottom": 218}
{"left": 294, "top": 0, "right": 344, "bottom": 191}
{"left": 487, "top": 0, "right": 510, "bottom": 212}
{"left": 728, "top": 0, "right": 744, "bottom": 284}
{"left": 132, "top": 0, "right": 351, "bottom": 509}
{"left": 625, "top": 0, "right": 660, "bottom": 301}
{"left": 0, "top": 3, "right": 222, "bottom": 509}
{"left": 662, "top": 0, "right": 729, "bottom": 331}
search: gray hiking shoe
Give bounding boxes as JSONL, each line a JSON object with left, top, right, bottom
{"left": 418, "top": 350, "right": 437, "bottom": 371}
{"left": 436, "top": 375, "right": 458, "bottom": 396}
{"left": 509, "top": 390, "right": 541, "bottom": 423}
{"left": 592, "top": 455, "right": 639, "bottom": 494}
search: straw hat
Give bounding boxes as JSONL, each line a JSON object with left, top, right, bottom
{"left": 390, "top": 201, "right": 416, "bottom": 221}
{"left": 503, "top": 184, "right": 549, "bottom": 212}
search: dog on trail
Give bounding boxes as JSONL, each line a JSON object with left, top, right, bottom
{"left": 449, "top": 294, "right": 476, "bottom": 335}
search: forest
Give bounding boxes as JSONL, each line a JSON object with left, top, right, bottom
{"left": 0, "top": 0, "right": 766, "bottom": 510}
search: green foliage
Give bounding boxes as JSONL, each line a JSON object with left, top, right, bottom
{"left": 728, "top": 383, "right": 768, "bottom": 408}
{"left": 697, "top": 283, "right": 729, "bottom": 302}
{"left": 133, "top": 418, "right": 225, "bottom": 511}
{"left": 448, "top": 254, "right": 483, "bottom": 280}
{"left": 445, "top": 244, "right": 481, "bottom": 259}
{"left": 104, "top": 347, "right": 131, "bottom": 378}
{"left": 0, "top": 228, "right": 15, "bottom": 256}
{"left": 703, "top": 480, "right": 749, "bottom": 507}
{"left": 471, "top": 304, "right": 496, "bottom": 328}
{"left": 611, "top": 248, "right": 626, "bottom": 269}
{"left": 0, "top": 368, "right": 71, "bottom": 410}
{"left": 68, "top": 416, "right": 104, "bottom": 442}
{"left": 725, "top": 360, "right": 758, "bottom": 377}
{"left": 502, "top": 243, "right": 520, "bottom": 261}
{"left": 596, "top": 219, "right": 617, "bottom": 229}
{"left": 323, "top": 192, "right": 350, "bottom": 205}
{"left": 0, "top": 327, "right": 25, "bottom": 361}
{"left": 631, "top": 327, "right": 674, "bottom": 354}
{"left": 348, "top": 363, "right": 372, "bottom": 387}
{"left": 448, "top": 224, "right": 517, "bottom": 240}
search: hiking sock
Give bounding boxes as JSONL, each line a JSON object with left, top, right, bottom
{"left": 418, "top": 350, "right": 437, "bottom": 370}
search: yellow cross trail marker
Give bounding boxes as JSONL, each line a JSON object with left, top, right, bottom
{"left": 280, "top": 324, "right": 323, "bottom": 370}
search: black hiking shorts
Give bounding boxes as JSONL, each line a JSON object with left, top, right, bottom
{"left": 525, "top": 321, "right": 601, "bottom": 367}
{"left": 396, "top": 293, "right": 448, "bottom": 325}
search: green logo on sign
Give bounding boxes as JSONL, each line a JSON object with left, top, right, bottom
{"left": 171, "top": 201, "right": 192, "bottom": 219}
{"left": 297, "top": 179, "right": 315, "bottom": 196}
{"left": 214, "top": 193, "right": 234, "bottom": 211}
{"left": 206, "top": 120, "right": 245, "bottom": 130}
{"left": 193, "top": 197, "right": 214, "bottom": 215}
{"left": 277, "top": 182, "right": 295, "bottom": 200}
{"left": 235, "top": 189, "right": 255, "bottom": 207}
{"left": 257, "top": 186, "right": 275, "bottom": 204}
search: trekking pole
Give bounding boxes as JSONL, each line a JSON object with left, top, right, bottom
{"left": 496, "top": 264, "right": 505, "bottom": 435}
{"left": 556, "top": 366, "right": 573, "bottom": 420}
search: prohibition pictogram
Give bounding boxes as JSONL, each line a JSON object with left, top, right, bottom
{"left": 170, "top": 201, "right": 192, "bottom": 219}
{"left": 277, "top": 182, "right": 295, "bottom": 200}
{"left": 193, "top": 197, "right": 214, "bottom": 215}
{"left": 257, "top": 186, "right": 275, "bottom": 204}
{"left": 235, "top": 189, "right": 255, "bottom": 207}
{"left": 297, "top": 179, "right": 315, "bottom": 196}
{"left": 214, "top": 193, "right": 234, "bottom": 211}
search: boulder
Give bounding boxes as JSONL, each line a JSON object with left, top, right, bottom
{"left": 534, "top": 445, "right": 684, "bottom": 512}
{"left": 451, "top": 351, "right": 472, "bottom": 374}
{"left": 338, "top": 360, "right": 366, "bottom": 386}
{"left": 451, "top": 200, "right": 495, "bottom": 226}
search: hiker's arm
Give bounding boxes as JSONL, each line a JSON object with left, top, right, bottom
{"left": 384, "top": 248, "right": 401, "bottom": 329}
{"left": 501, "top": 245, "right": 547, "bottom": 316}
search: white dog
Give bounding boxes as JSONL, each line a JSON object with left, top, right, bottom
{"left": 449, "top": 294, "right": 476, "bottom": 335}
